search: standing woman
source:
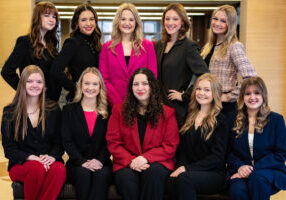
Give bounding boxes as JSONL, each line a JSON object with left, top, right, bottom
{"left": 62, "top": 67, "right": 112, "bottom": 200}
{"left": 201, "top": 5, "right": 257, "bottom": 116}
{"left": 106, "top": 68, "right": 179, "bottom": 200}
{"left": 155, "top": 3, "right": 209, "bottom": 128}
{"left": 1, "top": 1, "right": 61, "bottom": 101}
{"left": 227, "top": 77, "right": 286, "bottom": 200}
{"left": 99, "top": 3, "right": 157, "bottom": 106}
{"left": 1, "top": 65, "right": 66, "bottom": 200}
{"left": 51, "top": 4, "right": 102, "bottom": 101}
{"left": 169, "top": 73, "right": 228, "bottom": 199}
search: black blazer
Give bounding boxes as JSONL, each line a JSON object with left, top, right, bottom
{"left": 154, "top": 38, "right": 209, "bottom": 127}
{"left": 1, "top": 35, "right": 61, "bottom": 101}
{"left": 51, "top": 31, "right": 99, "bottom": 101}
{"left": 1, "top": 104, "right": 63, "bottom": 170}
{"left": 61, "top": 103, "right": 111, "bottom": 168}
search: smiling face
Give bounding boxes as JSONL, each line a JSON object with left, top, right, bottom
{"left": 40, "top": 11, "right": 57, "bottom": 32}
{"left": 78, "top": 10, "right": 96, "bottom": 35}
{"left": 243, "top": 85, "right": 263, "bottom": 112}
{"left": 132, "top": 73, "right": 150, "bottom": 105}
{"left": 195, "top": 79, "right": 214, "bottom": 107}
{"left": 26, "top": 73, "right": 44, "bottom": 97}
{"left": 211, "top": 10, "right": 228, "bottom": 36}
{"left": 81, "top": 72, "right": 100, "bottom": 100}
{"left": 164, "top": 9, "right": 184, "bottom": 38}
{"left": 119, "top": 9, "right": 136, "bottom": 36}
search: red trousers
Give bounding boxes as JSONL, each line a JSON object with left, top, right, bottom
{"left": 9, "top": 160, "right": 66, "bottom": 200}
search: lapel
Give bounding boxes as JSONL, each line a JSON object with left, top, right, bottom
{"left": 127, "top": 47, "right": 135, "bottom": 74}
{"left": 157, "top": 41, "right": 166, "bottom": 81}
{"left": 115, "top": 42, "right": 129, "bottom": 76}
{"left": 75, "top": 103, "right": 91, "bottom": 138}
{"left": 241, "top": 128, "right": 253, "bottom": 159}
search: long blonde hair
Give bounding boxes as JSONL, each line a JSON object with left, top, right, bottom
{"left": 109, "top": 3, "right": 144, "bottom": 56}
{"left": 233, "top": 77, "right": 270, "bottom": 136}
{"left": 7, "top": 65, "right": 47, "bottom": 141}
{"left": 181, "top": 73, "right": 222, "bottom": 140}
{"left": 73, "top": 67, "right": 108, "bottom": 119}
{"left": 201, "top": 5, "right": 238, "bottom": 59}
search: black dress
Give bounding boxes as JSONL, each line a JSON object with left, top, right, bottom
{"left": 1, "top": 35, "right": 61, "bottom": 101}
{"left": 51, "top": 31, "right": 100, "bottom": 101}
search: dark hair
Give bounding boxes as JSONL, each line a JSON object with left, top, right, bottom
{"left": 122, "top": 68, "right": 164, "bottom": 127}
{"left": 70, "top": 3, "right": 102, "bottom": 52}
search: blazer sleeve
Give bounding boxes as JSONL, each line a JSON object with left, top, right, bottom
{"left": 1, "top": 36, "right": 28, "bottom": 90}
{"left": 61, "top": 107, "right": 87, "bottom": 166}
{"left": 1, "top": 108, "right": 30, "bottom": 164}
{"left": 182, "top": 42, "right": 209, "bottom": 102}
{"left": 254, "top": 114, "right": 286, "bottom": 170}
{"left": 145, "top": 40, "right": 157, "bottom": 78}
{"left": 106, "top": 105, "right": 136, "bottom": 167}
{"left": 142, "top": 108, "right": 179, "bottom": 163}
{"left": 99, "top": 44, "right": 122, "bottom": 105}
{"left": 175, "top": 139, "right": 189, "bottom": 168}
{"left": 50, "top": 38, "right": 76, "bottom": 93}
{"left": 185, "top": 119, "right": 228, "bottom": 171}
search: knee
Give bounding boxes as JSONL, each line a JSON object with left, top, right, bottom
{"left": 176, "top": 173, "right": 195, "bottom": 190}
{"left": 145, "top": 163, "right": 168, "bottom": 177}
{"left": 49, "top": 162, "right": 66, "bottom": 180}
{"left": 229, "top": 179, "right": 248, "bottom": 199}
{"left": 27, "top": 161, "right": 46, "bottom": 177}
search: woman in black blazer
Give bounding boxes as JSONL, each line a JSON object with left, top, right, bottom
{"left": 1, "top": 65, "right": 66, "bottom": 200}
{"left": 51, "top": 4, "right": 102, "bottom": 101}
{"left": 1, "top": 1, "right": 61, "bottom": 101}
{"left": 155, "top": 3, "right": 209, "bottom": 127}
{"left": 62, "top": 67, "right": 112, "bottom": 200}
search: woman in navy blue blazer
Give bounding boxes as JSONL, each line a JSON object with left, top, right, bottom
{"left": 227, "top": 76, "right": 286, "bottom": 200}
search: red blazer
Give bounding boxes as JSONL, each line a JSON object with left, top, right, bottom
{"left": 106, "top": 104, "right": 179, "bottom": 172}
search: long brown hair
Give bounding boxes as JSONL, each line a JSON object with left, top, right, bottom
{"left": 71, "top": 4, "right": 102, "bottom": 52}
{"left": 201, "top": 5, "right": 238, "bottom": 59}
{"left": 29, "top": 1, "right": 59, "bottom": 59}
{"left": 73, "top": 67, "right": 108, "bottom": 119}
{"left": 109, "top": 3, "right": 144, "bottom": 56}
{"left": 233, "top": 77, "right": 270, "bottom": 136}
{"left": 161, "top": 3, "right": 191, "bottom": 42}
{"left": 7, "top": 65, "right": 47, "bottom": 141}
{"left": 180, "top": 73, "right": 222, "bottom": 140}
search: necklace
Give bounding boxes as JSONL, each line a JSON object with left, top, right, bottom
{"left": 27, "top": 107, "right": 39, "bottom": 115}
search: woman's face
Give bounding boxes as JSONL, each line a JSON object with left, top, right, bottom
{"left": 132, "top": 73, "right": 150, "bottom": 105}
{"left": 243, "top": 85, "right": 263, "bottom": 112}
{"left": 26, "top": 73, "right": 44, "bottom": 97}
{"left": 119, "top": 9, "right": 136, "bottom": 36}
{"left": 78, "top": 10, "right": 96, "bottom": 35}
{"left": 41, "top": 11, "right": 57, "bottom": 32}
{"left": 211, "top": 11, "right": 228, "bottom": 36}
{"left": 195, "top": 79, "right": 213, "bottom": 106}
{"left": 164, "top": 9, "right": 184, "bottom": 38}
{"left": 82, "top": 72, "right": 100, "bottom": 100}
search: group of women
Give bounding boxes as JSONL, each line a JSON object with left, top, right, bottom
{"left": 1, "top": 1, "right": 286, "bottom": 200}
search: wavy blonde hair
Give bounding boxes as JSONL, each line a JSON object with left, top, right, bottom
{"left": 29, "top": 1, "right": 59, "bottom": 59}
{"left": 233, "top": 77, "right": 270, "bottom": 136}
{"left": 109, "top": 3, "right": 144, "bottom": 56}
{"left": 161, "top": 3, "right": 191, "bottom": 43}
{"left": 73, "top": 67, "right": 108, "bottom": 119}
{"left": 201, "top": 5, "right": 238, "bottom": 59}
{"left": 181, "top": 73, "right": 222, "bottom": 140}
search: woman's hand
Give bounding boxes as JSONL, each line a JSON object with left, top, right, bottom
{"left": 26, "top": 155, "right": 41, "bottom": 161}
{"left": 238, "top": 165, "right": 253, "bottom": 178}
{"left": 230, "top": 173, "right": 242, "bottom": 179}
{"left": 168, "top": 90, "right": 183, "bottom": 101}
{"left": 39, "top": 154, "right": 56, "bottom": 166}
{"left": 82, "top": 159, "right": 103, "bottom": 172}
{"left": 170, "top": 166, "right": 186, "bottom": 178}
{"left": 130, "top": 156, "right": 148, "bottom": 171}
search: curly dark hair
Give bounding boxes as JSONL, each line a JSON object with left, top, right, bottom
{"left": 122, "top": 68, "right": 164, "bottom": 128}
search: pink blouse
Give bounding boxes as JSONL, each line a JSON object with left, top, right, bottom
{"left": 84, "top": 111, "right": 97, "bottom": 136}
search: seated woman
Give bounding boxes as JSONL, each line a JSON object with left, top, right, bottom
{"left": 169, "top": 73, "right": 228, "bottom": 200}
{"left": 227, "top": 76, "right": 286, "bottom": 200}
{"left": 106, "top": 68, "right": 179, "bottom": 200}
{"left": 62, "top": 67, "right": 112, "bottom": 200}
{"left": 1, "top": 65, "right": 66, "bottom": 200}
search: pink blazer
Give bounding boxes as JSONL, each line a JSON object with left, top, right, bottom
{"left": 99, "top": 39, "right": 157, "bottom": 106}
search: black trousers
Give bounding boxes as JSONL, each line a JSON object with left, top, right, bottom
{"left": 68, "top": 165, "right": 112, "bottom": 200}
{"left": 168, "top": 170, "right": 225, "bottom": 200}
{"left": 114, "top": 162, "right": 170, "bottom": 200}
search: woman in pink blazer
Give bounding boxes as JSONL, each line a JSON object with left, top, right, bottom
{"left": 99, "top": 3, "right": 157, "bottom": 106}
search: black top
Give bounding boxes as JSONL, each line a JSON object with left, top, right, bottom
{"left": 176, "top": 114, "right": 228, "bottom": 173}
{"left": 61, "top": 103, "right": 111, "bottom": 167}
{"left": 51, "top": 31, "right": 100, "bottom": 101}
{"left": 204, "top": 44, "right": 216, "bottom": 67}
{"left": 137, "top": 113, "right": 147, "bottom": 146}
{"left": 154, "top": 38, "right": 209, "bottom": 127}
{"left": 1, "top": 35, "right": 61, "bottom": 101}
{"left": 125, "top": 56, "right": 130, "bottom": 67}
{"left": 1, "top": 103, "right": 63, "bottom": 170}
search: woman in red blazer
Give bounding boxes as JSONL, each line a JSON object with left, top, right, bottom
{"left": 99, "top": 3, "right": 157, "bottom": 106}
{"left": 106, "top": 68, "right": 179, "bottom": 200}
